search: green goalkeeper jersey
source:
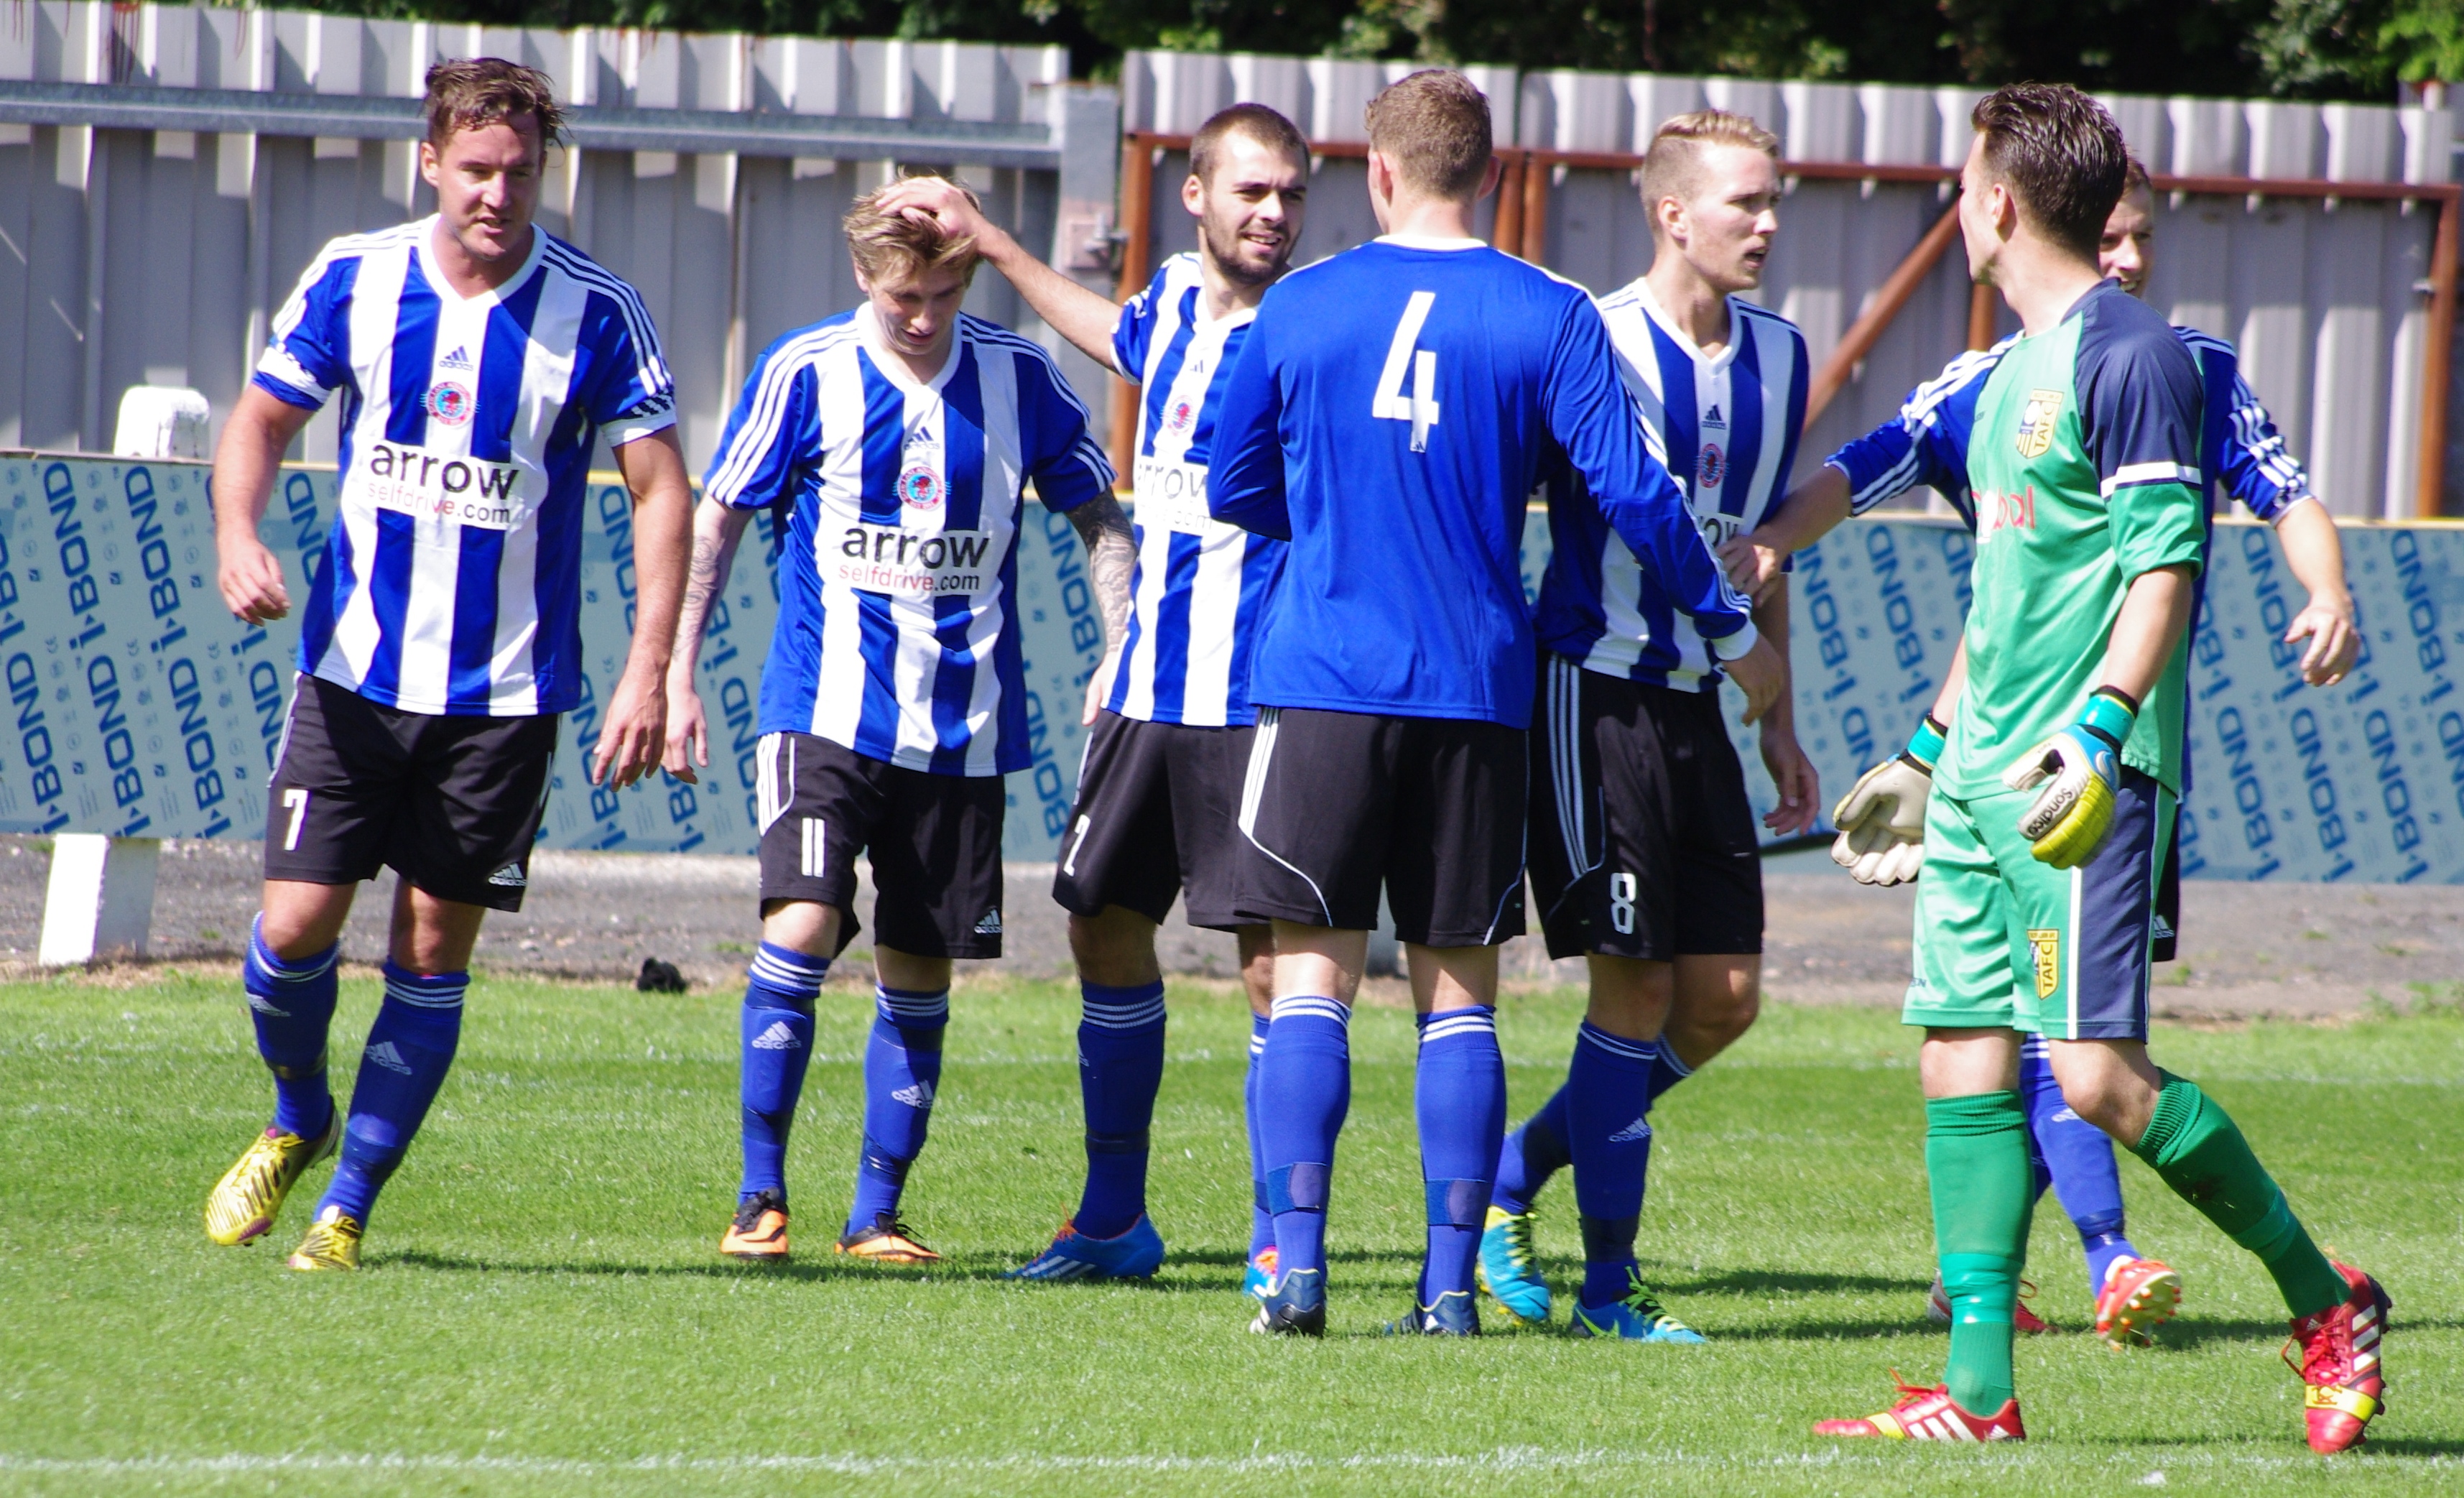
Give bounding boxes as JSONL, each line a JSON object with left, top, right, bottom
{"left": 1940, "top": 280, "right": 2208, "bottom": 800}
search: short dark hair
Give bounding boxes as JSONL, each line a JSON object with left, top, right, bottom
{"left": 1190, "top": 103, "right": 1308, "bottom": 186}
{"left": 1365, "top": 69, "right": 1492, "bottom": 200}
{"left": 1970, "top": 83, "right": 2128, "bottom": 260}
{"left": 425, "top": 57, "right": 565, "bottom": 152}
{"left": 2122, "top": 154, "right": 2152, "bottom": 197}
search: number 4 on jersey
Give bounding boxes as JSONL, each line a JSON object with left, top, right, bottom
{"left": 1373, "top": 291, "right": 1442, "bottom": 452}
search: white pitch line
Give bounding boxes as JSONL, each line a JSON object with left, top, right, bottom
{"left": 0, "top": 1449, "right": 2451, "bottom": 1476}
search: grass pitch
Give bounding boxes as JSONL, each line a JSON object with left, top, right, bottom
{"left": 0, "top": 968, "right": 2457, "bottom": 1496}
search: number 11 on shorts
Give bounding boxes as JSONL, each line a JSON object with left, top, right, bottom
{"left": 282, "top": 788, "right": 310, "bottom": 851}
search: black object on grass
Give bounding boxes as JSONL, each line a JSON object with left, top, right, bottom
{"left": 636, "top": 957, "right": 687, "bottom": 994}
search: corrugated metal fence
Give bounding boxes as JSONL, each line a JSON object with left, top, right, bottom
{"left": 1122, "top": 50, "right": 2463, "bottom": 518}
{"left": 0, "top": 1, "right": 1115, "bottom": 474}
{"left": 2, "top": 6, "right": 2460, "bottom": 518}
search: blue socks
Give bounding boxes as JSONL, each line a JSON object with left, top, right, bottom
{"left": 1495, "top": 1035, "right": 1698, "bottom": 1218}
{"left": 318, "top": 963, "right": 468, "bottom": 1225}
{"left": 1415, "top": 1006, "right": 1505, "bottom": 1305}
{"left": 738, "top": 943, "right": 829, "bottom": 1205}
{"left": 243, "top": 916, "right": 340, "bottom": 1139}
{"left": 1566, "top": 1023, "right": 1660, "bottom": 1305}
{"left": 2020, "top": 1035, "right": 2139, "bottom": 1292}
{"left": 1246, "top": 1011, "right": 1274, "bottom": 1262}
{"left": 847, "top": 984, "right": 947, "bottom": 1235}
{"left": 1258, "top": 994, "right": 1351, "bottom": 1279}
{"left": 1074, "top": 979, "right": 1167, "bottom": 1240}
{"left": 1493, "top": 1086, "right": 1571, "bottom": 1215}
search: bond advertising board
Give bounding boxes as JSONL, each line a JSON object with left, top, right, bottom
{"left": 2, "top": 454, "right": 2459, "bottom": 882}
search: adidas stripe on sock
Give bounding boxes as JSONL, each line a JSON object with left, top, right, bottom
{"left": 1259, "top": 995, "right": 1351, "bottom": 1280}
{"left": 740, "top": 942, "right": 828, "bottom": 1203}
{"left": 848, "top": 984, "right": 948, "bottom": 1234}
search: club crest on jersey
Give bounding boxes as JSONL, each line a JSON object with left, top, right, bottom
{"left": 897, "top": 465, "right": 944, "bottom": 510}
{"left": 425, "top": 382, "right": 475, "bottom": 427}
{"left": 1698, "top": 443, "right": 1726, "bottom": 491}
{"left": 2015, "top": 388, "right": 2064, "bottom": 458}
{"left": 2027, "top": 928, "right": 2060, "bottom": 999}
{"left": 1167, "top": 399, "right": 1196, "bottom": 433}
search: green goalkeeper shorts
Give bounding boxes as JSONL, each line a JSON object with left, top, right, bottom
{"left": 1902, "top": 769, "right": 2174, "bottom": 1041}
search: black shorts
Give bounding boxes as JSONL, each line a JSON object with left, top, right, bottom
{"left": 1528, "top": 652, "right": 1763, "bottom": 961}
{"left": 263, "top": 673, "right": 557, "bottom": 912}
{"left": 755, "top": 731, "right": 1005, "bottom": 960}
{"left": 1052, "top": 711, "right": 1256, "bottom": 931}
{"left": 1233, "top": 706, "right": 1527, "bottom": 947}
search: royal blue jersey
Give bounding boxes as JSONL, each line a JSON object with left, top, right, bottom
{"left": 1828, "top": 318, "right": 2313, "bottom": 527}
{"left": 1208, "top": 237, "right": 1751, "bottom": 729}
{"left": 254, "top": 218, "right": 676, "bottom": 716}
{"left": 1106, "top": 254, "right": 1286, "bottom": 727}
{"left": 1536, "top": 282, "right": 1808, "bottom": 688}
{"left": 703, "top": 307, "right": 1113, "bottom": 776}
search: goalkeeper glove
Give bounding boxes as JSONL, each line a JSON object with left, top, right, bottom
{"left": 1830, "top": 713, "right": 1945, "bottom": 886}
{"left": 2003, "top": 688, "right": 2136, "bottom": 869}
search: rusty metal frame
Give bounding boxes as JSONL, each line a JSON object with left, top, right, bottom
{"left": 1115, "top": 131, "right": 2463, "bottom": 516}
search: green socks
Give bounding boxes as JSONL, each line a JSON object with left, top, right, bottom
{"left": 1927, "top": 1091, "right": 2034, "bottom": 1415}
{"left": 2131, "top": 1073, "right": 2345, "bottom": 1320}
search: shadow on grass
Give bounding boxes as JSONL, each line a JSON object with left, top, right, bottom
{"left": 1662, "top": 1267, "right": 1931, "bottom": 1298}
{"left": 373, "top": 1244, "right": 1435, "bottom": 1294}
{"left": 2149, "top": 1314, "right": 2464, "bottom": 1351}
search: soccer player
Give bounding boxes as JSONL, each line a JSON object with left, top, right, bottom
{"left": 1802, "top": 85, "right": 2385, "bottom": 1451}
{"left": 875, "top": 105, "right": 1307, "bottom": 1286}
{"left": 1208, "top": 70, "right": 1782, "bottom": 1336}
{"left": 1726, "top": 154, "right": 2361, "bottom": 1344}
{"left": 665, "top": 178, "right": 1127, "bottom": 1267}
{"left": 1478, "top": 109, "right": 1816, "bottom": 1344}
{"left": 202, "top": 59, "right": 690, "bottom": 1272}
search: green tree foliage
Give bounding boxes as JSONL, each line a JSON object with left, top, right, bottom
{"left": 281, "top": 0, "right": 2463, "bottom": 100}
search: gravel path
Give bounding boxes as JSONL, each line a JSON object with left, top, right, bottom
{"left": 0, "top": 836, "right": 2450, "bottom": 1017}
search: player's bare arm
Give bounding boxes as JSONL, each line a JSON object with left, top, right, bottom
{"left": 2271, "top": 500, "right": 2358, "bottom": 685}
{"left": 1068, "top": 493, "right": 1136, "bottom": 725}
{"left": 2097, "top": 563, "right": 2198, "bottom": 706}
{"left": 877, "top": 177, "right": 1124, "bottom": 367}
{"left": 211, "top": 384, "right": 318, "bottom": 624}
{"left": 1720, "top": 465, "right": 1849, "bottom": 603}
{"left": 1753, "top": 577, "right": 1820, "bottom": 835}
{"left": 591, "top": 428, "right": 692, "bottom": 791}
{"left": 662, "top": 496, "right": 754, "bottom": 783}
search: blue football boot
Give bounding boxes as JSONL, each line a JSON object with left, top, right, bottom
{"left": 1006, "top": 1216, "right": 1166, "bottom": 1281}
{"left": 1242, "top": 1245, "right": 1279, "bottom": 1301}
{"left": 1477, "top": 1205, "right": 1552, "bottom": 1326}
{"left": 1570, "top": 1267, "right": 1707, "bottom": 1343}
{"left": 1383, "top": 1288, "right": 1480, "bottom": 1336}
{"left": 1249, "top": 1265, "right": 1326, "bottom": 1336}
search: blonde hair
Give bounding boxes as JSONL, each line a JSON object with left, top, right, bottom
{"left": 1640, "top": 110, "right": 1781, "bottom": 231}
{"left": 844, "top": 175, "right": 983, "bottom": 286}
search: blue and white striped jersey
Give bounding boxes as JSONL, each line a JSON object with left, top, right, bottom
{"left": 1828, "top": 322, "right": 2313, "bottom": 526}
{"left": 1535, "top": 283, "right": 1808, "bottom": 688}
{"left": 253, "top": 218, "right": 677, "bottom": 716}
{"left": 703, "top": 307, "right": 1113, "bottom": 777}
{"left": 1106, "top": 254, "right": 1285, "bottom": 727}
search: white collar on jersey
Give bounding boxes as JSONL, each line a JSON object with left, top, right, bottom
{"left": 1375, "top": 234, "right": 1488, "bottom": 251}
{"left": 1629, "top": 278, "right": 1743, "bottom": 369}
{"left": 414, "top": 214, "right": 548, "bottom": 309}
{"left": 857, "top": 302, "right": 963, "bottom": 393}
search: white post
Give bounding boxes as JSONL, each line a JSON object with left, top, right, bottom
{"left": 40, "top": 835, "right": 163, "bottom": 965}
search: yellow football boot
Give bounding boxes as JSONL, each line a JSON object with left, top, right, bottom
{"left": 286, "top": 1205, "right": 363, "bottom": 1272}
{"left": 204, "top": 1119, "right": 338, "bottom": 1247}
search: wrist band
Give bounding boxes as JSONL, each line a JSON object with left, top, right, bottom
{"left": 2078, "top": 689, "right": 2137, "bottom": 748}
{"left": 1902, "top": 713, "right": 1947, "bottom": 769}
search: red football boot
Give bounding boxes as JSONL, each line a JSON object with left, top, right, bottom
{"left": 2094, "top": 1256, "right": 2182, "bottom": 1348}
{"left": 2286, "top": 1262, "right": 2390, "bottom": 1453}
{"left": 1815, "top": 1374, "right": 2027, "bottom": 1441}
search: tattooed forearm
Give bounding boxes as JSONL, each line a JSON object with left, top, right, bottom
{"left": 1070, "top": 494, "right": 1136, "bottom": 649}
{"left": 672, "top": 500, "right": 750, "bottom": 679}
